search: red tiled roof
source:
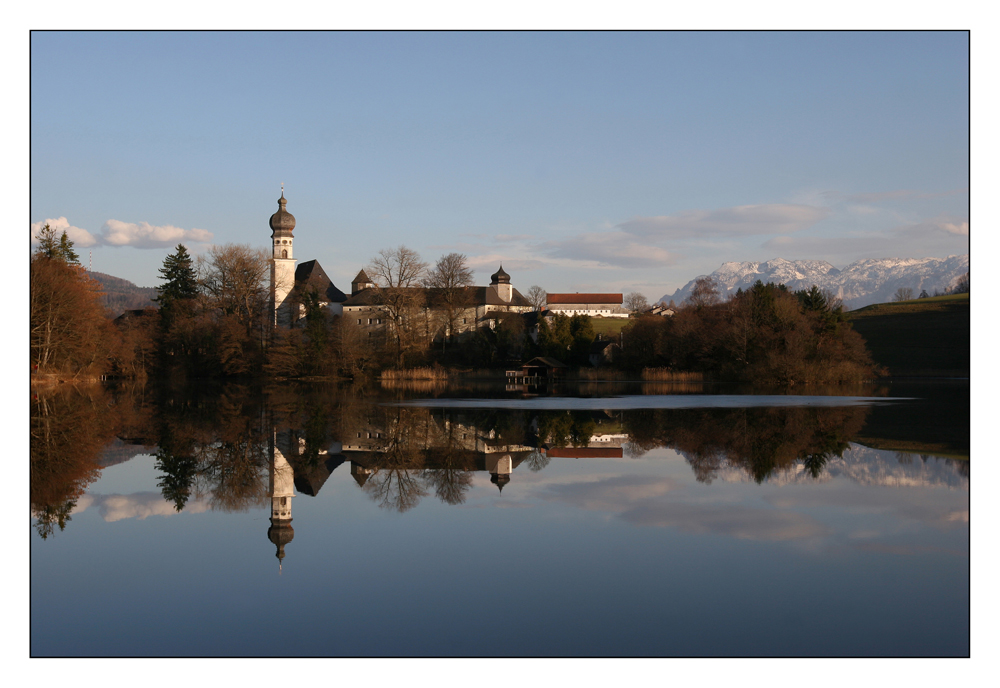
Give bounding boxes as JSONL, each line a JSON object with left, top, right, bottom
{"left": 546, "top": 293, "right": 623, "bottom": 305}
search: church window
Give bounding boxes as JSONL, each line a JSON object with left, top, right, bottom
{"left": 282, "top": 249, "right": 287, "bottom": 259}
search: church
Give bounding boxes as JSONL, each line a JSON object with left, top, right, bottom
{"left": 268, "top": 191, "right": 533, "bottom": 337}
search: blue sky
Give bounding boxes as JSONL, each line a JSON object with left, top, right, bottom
{"left": 30, "top": 31, "right": 969, "bottom": 300}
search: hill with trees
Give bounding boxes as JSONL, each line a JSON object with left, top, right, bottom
{"left": 88, "top": 271, "right": 158, "bottom": 317}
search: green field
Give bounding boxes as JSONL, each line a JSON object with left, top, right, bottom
{"left": 847, "top": 293, "right": 969, "bottom": 377}
{"left": 588, "top": 316, "right": 630, "bottom": 338}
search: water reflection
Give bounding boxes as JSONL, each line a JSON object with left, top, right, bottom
{"left": 32, "top": 385, "right": 969, "bottom": 536}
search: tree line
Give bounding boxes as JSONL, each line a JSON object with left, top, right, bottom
{"left": 30, "top": 227, "right": 881, "bottom": 383}
{"left": 612, "top": 278, "right": 881, "bottom": 384}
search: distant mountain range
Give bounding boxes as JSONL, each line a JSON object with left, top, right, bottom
{"left": 659, "top": 255, "right": 970, "bottom": 310}
{"left": 89, "top": 271, "right": 158, "bottom": 317}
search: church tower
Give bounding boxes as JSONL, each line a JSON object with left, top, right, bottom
{"left": 269, "top": 188, "right": 297, "bottom": 327}
{"left": 490, "top": 265, "right": 512, "bottom": 303}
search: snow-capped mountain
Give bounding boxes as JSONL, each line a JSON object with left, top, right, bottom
{"left": 659, "top": 255, "right": 969, "bottom": 309}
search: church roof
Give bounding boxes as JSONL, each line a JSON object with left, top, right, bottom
{"left": 341, "top": 285, "right": 532, "bottom": 308}
{"left": 353, "top": 269, "right": 372, "bottom": 284}
{"left": 490, "top": 264, "right": 511, "bottom": 284}
{"left": 546, "top": 293, "right": 623, "bottom": 305}
{"left": 293, "top": 260, "right": 347, "bottom": 303}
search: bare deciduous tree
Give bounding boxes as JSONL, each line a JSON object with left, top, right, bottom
{"left": 200, "top": 243, "right": 271, "bottom": 338}
{"left": 951, "top": 272, "right": 969, "bottom": 294}
{"left": 624, "top": 292, "right": 649, "bottom": 314}
{"left": 893, "top": 287, "right": 914, "bottom": 302}
{"left": 526, "top": 285, "right": 547, "bottom": 311}
{"left": 366, "top": 246, "right": 429, "bottom": 366}
{"left": 424, "top": 252, "right": 474, "bottom": 348}
{"left": 687, "top": 277, "right": 721, "bottom": 308}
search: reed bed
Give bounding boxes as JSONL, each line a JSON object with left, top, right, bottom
{"left": 379, "top": 378, "right": 450, "bottom": 392}
{"left": 379, "top": 367, "right": 450, "bottom": 381}
{"left": 573, "top": 368, "right": 632, "bottom": 381}
{"left": 640, "top": 368, "right": 704, "bottom": 382}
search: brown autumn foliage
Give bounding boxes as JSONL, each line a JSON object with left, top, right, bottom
{"left": 617, "top": 281, "right": 879, "bottom": 384}
{"left": 30, "top": 256, "right": 119, "bottom": 377}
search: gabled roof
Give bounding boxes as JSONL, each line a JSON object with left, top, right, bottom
{"left": 341, "top": 287, "right": 382, "bottom": 307}
{"left": 293, "top": 260, "right": 347, "bottom": 303}
{"left": 524, "top": 356, "right": 567, "bottom": 368}
{"left": 546, "top": 293, "right": 623, "bottom": 305}
{"left": 342, "top": 285, "right": 533, "bottom": 309}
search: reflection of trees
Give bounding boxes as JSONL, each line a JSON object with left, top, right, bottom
{"left": 139, "top": 387, "right": 272, "bottom": 513}
{"left": 360, "top": 408, "right": 429, "bottom": 512}
{"left": 419, "top": 414, "right": 474, "bottom": 505}
{"left": 31, "top": 386, "right": 118, "bottom": 539}
{"left": 524, "top": 450, "right": 551, "bottom": 472}
{"left": 622, "top": 406, "right": 870, "bottom": 483}
{"left": 155, "top": 448, "right": 199, "bottom": 511}
{"left": 193, "top": 394, "right": 269, "bottom": 512}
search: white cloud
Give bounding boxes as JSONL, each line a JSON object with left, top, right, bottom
{"left": 31, "top": 217, "right": 214, "bottom": 249}
{"left": 543, "top": 231, "right": 677, "bottom": 269}
{"left": 760, "top": 214, "right": 970, "bottom": 261}
{"left": 618, "top": 204, "right": 828, "bottom": 239}
{"left": 928, "top": 217, "right": 969, "bottom": 236}
{"left": 30, "top": 217, "right": 99, "bottom": 247}
{"left": 467, "top": 254, "right": 546, "bottom": 272}
{"left": 100, "top": 219, "right": 213, "bottom": 248}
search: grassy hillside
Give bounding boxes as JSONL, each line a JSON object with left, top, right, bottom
{"left": 847, "top": 293, "right": 969, "bottom": 377}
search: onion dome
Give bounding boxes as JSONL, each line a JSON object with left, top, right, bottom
{"left": 491, "top": 472, "right": 510, "bottom": 492}
{"left": 267, "top": 518, "right": 294, "bottom": 562}
{"left": 490, "top": 264, "right": 511, "bottom": 284}
{"left": 269, "top": 193, "right": 296, "bottom": 236}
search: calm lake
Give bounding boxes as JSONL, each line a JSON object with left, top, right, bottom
{"left": 30, "top": 380, "right": 969, "bottom": 657}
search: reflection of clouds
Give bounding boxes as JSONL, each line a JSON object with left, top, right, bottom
{"left": 620, "top": 502, "right": 829, "bottom": 542}
{"left": 73, "top": 492, "right": 210, "bottom": 521}
{"left": 766, "top": 490, "right": 968, "bottom": 531}
{"left": 540, "top": 475, "right": 827, "bottom": 542}
{"left": 945, "top": 510, "right": 969, "bottom": 523}
{"left": 853, "top": 542, "right": 966, "bottom": 557}
{"left": 544, "top": 475, "right": 677, "bottom": 512}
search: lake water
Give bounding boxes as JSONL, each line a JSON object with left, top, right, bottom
{"left": 30, "top": 380, "right": 969, "bottom": 657}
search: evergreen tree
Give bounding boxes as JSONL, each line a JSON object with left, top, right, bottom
{"left": 34, "top": 223, "right": 80, "bottom": 264}
{"left": 155, "top": 244, "right": 199, "bottom": 307}
{"left": 58, "top": 232, "right": 80, "bottom": 265}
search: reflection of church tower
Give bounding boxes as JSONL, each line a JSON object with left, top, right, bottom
{"left": 487, "top": 453, "right": 512, "bottom": 493}
{"left": 267, "top": 434, "right": 295, "bottom": 569}
{"left": 269, "top": 187, "right": 297, "bottom": 327}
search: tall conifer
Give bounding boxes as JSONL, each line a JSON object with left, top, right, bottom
{"left": 155, "top": 244, "right": 199, "bottom": 308}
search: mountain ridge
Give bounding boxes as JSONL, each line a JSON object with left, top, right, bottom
{"left": 659, "top": 255, "right": 969, "bottom": 309}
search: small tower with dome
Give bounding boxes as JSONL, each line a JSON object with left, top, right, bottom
{"left": 490, "top": 265, "right": 512, "bottom": 303}
{"left": 269, "top": 188, "right": 297, "bottom": 327}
